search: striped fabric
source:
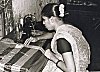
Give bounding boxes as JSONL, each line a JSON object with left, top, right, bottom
{"left": 0, "top": 47, "right": 39, "bottom": 72}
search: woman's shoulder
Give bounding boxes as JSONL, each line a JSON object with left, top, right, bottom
{"left": 64, "top": 24, "right": 80, "bottom": 31}
{"left": 58, "top": 24, "right": 79, "bottom": 30}
{"left": 57, "top": 24, "right": 82, "bottom": 35}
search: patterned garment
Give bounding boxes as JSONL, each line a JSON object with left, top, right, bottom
{"left": 0, "top": 41, "right": 47, "bottom": 72}
{"left": 42, "top": 24, "right": 90, "bottom": 72}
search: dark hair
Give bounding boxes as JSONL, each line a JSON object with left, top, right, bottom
{"left": 41, "top": 3, "right": 60, "bottom": 18}
{"left": 41, "top": 3, "right": 70, "bottom": 24}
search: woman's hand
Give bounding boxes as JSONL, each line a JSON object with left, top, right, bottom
{"left": 15, "top": 43, "right": 24, "bottom": 48}
{"left": 24, "top": 37, "right": 38, "bottom": 45}
{"left": 44, "top": 49, "right": 58, "bottom": 63}
{"left": 44, "top": 49, "right": 52, "bottom": 59}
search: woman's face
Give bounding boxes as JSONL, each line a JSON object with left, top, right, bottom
{"left": 42, "top": 16, "right": 54, "bottom": 30}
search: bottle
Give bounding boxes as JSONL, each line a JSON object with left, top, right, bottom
{"left": 15, "top": 22, "right": 20, "bottom": 42}
{"left": 32, "top": 13, "right": 37, "bottom": 36}
{"left": 19, "top": 14, "right": 24, "bottom": 27}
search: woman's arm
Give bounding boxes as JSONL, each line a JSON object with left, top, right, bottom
{"left": 57, "top": 38, "right": 76, "bottom": 72}
{"left": 44, "top": 49, "right": 68, "bottom": 71}
{"left": 36, "top": 32, "right": 55, "bottom": 40}
{"left": 44, "top": 49, "right": 75, "bottom": 72}
{"left": 24, "top": 32, "right": 55, "bottom": 45}
{"left": 61, "top": 52, "right": 76, "bottom": 72}
{"left": 44, "top": 38, "right": 76, "bottom": 72}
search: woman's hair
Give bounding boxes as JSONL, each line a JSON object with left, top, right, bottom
{"left": 41, "top": 3, "right": 70, "bottom": 24}
{"left": 41, "top": 3, "right": 62, "bottom": 18}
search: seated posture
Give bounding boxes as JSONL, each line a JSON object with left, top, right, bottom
{"left": 25, "top": 3, "right": 90, "bottom": 72}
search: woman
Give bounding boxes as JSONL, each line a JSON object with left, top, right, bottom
{"left": 25, "top": 3, "right": 90, "bottom": 72}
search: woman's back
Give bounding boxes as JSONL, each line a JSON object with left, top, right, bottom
{"left": 51, "top": 24, "right": 90, "bottom": 72}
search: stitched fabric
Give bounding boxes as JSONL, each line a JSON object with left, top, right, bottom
{"left": 43, "top": 24, "right": 90, "bottom": 72}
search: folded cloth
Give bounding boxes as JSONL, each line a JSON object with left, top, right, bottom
{"left": 0, "top": 46, "right": 44, "bottom": 72}
{"left": 0, "top": 41, "right": 16, "bottom": 55}
{"left": 0, "top": 38, "right": 49, "bottom": 72}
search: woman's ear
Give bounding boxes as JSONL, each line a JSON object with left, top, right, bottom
{"left": 49, "top": 16, "right": 55, "bottom": 23}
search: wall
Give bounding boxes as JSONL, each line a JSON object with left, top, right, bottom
{"left": 12, "top": 0, "right": 58, "bottom": 22}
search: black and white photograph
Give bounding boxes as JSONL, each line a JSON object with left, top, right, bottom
{"left": 0, "top": 0, "right": 100, "bottom": 72}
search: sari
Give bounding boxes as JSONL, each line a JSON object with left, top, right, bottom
{"left": 42, "top": 24, "right": 90, "bottom": 72}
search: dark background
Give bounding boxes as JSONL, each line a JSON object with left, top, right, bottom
{"left": 59, "top": 0, "right": 100, "bottom": 71}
